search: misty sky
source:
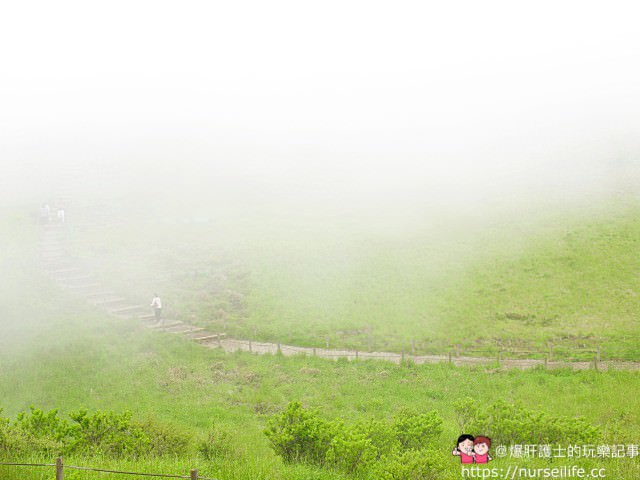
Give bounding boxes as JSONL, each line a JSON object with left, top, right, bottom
{"left": 2, "top": 1, "right": 639, "bottom": 208}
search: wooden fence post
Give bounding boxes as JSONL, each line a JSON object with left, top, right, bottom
{"left": 217, "top": 334, "right": 221, "bottom": 347}
{"left": 597, "top": 345, "right": 601, "bottom": 362}
{"left": 448, "top": 352, "right": 452, "bottom": 364}
{"left": 594, "top": 355, "right": 599, "bottom": 371}
{"left": 549, "top": 343, "right": 553, "bottom": 362}
{"left": 249, "top": 339, "right": 252, "bottom": 353}
{"left": 497, "top": 350, "right": 501, "bottom": 367}
{"left": 313, "top": 347, "right": 316, "bottom": 356}
{"left": 56, "top": 457, "right": 64, "bottom": 480}
{"left": 191, "top": 468, "right": 198, "bottom": 480}
{"left": 455, "top": 344, "right": 460, "bottom": 357}
{"left": 355, "top": 350, "right": 359, "bottom": 360}
{"left": 544, "top": 355, "right": 548, "bottom": 369}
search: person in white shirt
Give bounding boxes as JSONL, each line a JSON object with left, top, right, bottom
{"left": 150, "top": 294, "right": 162, "bottom": 325}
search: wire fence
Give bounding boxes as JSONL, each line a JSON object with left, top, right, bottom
{"left": 0, "top": 458, "right": 217, "bottom": 480}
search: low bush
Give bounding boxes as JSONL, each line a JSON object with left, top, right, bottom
{"left": 265, "top": 401, "right": 444, "bottom": 477}
{"left": 453, "top": 397, "right": 600, "bottom": 445}
{"left": 0, "top": 407, "right": 192, "bottom": 459}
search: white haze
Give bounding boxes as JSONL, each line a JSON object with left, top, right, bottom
{"left": 1, "top": 0, "right": 640, "bottom": 220}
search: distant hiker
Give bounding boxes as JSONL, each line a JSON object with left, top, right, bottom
{"left": 40, "top": 203, "right": 51, "bottom": 223}
{"left": 150, "top": 294, "right": 162, "bottom": 325}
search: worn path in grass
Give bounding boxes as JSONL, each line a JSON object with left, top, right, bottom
{"left": 40, "top": 219, "right": 640, "bottom": 372}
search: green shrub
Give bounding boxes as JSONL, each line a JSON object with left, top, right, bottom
{"left": 325, "top": 422, "right": 378, "bottom": 474}
{"left": 454, "top": 397, "right": 600, "bottom": 445}
{"left": 68, "top": 409, "right": 150, "bottom": 457}
{"left": 264, "top": 401, "right": 445, "bottom": 476}
{"left": 264, "top": 401, "right": 335, "bottom": 465}
{"left": 375, "top": 448, "right": 447, "bottom": 480}
{"left": 13, "top": 407, "right": 70, "bottom": 455}
{"left": 392, "top": 408, "right": 442, "bottom": 450}
{"left": 0, "top": 407, "right": 193, "bottom": 459}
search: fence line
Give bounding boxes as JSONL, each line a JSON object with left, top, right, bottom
{"left": 208, "top": 337, "right": 640, "bottom": 371}
{"left": 0, "top": 458, "right": 217, "bottom": 480}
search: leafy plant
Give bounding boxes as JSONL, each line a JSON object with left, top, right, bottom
{"left": 453, "top": 397, "right": 600, "bottom": 445}
{"left": 265, "top": 401, "right": 445, "bottom": 476}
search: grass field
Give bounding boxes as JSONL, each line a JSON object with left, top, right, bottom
{"left": 66, "top": 193, "right": 640, "bottom": 360}
{"left": 2, "top": 192, "right": 640, "bottom": 478}
{"left": 1, "top": 270, "right": 639, "bottom": 479}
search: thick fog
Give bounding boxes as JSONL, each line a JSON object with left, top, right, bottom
{"left": 1, "top": 0, "right": 640, "bottom": 218}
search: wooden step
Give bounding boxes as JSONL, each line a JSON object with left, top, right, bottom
{"left": 192, "top": 333, "right": 226, "bottom": 342}
{"left": 165, "top": 325, "right": 204, "bottom": 334}
{"left": 166, "top": 325, "right": 199, "bottom": 333}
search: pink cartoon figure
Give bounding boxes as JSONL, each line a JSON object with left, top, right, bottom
{"left": 473, "top": 436, "right": 492, "bottom": 463}
{"left": 452, "top": 434, "right": 475, "bottom": 464}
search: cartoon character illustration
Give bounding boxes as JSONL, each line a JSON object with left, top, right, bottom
{"left": 473, "top": 436, "right": 492, "bottom": 463}
{"left": 452, "top": 434, "right": 475, "bottom": 464}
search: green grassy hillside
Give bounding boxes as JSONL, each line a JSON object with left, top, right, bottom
{"left": 1, "top": 198, "right": 640, "bottom": 478}
{"left": 1, "top": 266, "right": 639, "bottom": 479}
{"left": 68, "top": 196, "right": 640, "bottom": 359}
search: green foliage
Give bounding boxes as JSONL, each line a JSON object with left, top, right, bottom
{"left": 68, "top": 409, "right": 149, "bottom": 457}
{"left": 392, "top": 408, "right": 443, "bottom": 450}
{"left": 13, "top": 407, "right": 70, "bottom": 455}
{"left": 265, "top": 401, "right": 444, "bottom": 476}
{"left": 374, "top": 448, "right": 447, "bottom": 480}
{"left": 0, "top": 407, "right": 191, "bottom": 459}
{"left": 264, "top": 401, "right": 335, "bottom": 465}
{"left": 325, "top": 422, "right": 377, "bottom": 474}
{"left": 454, "top": 397, "right": 600, "bottom": 445}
